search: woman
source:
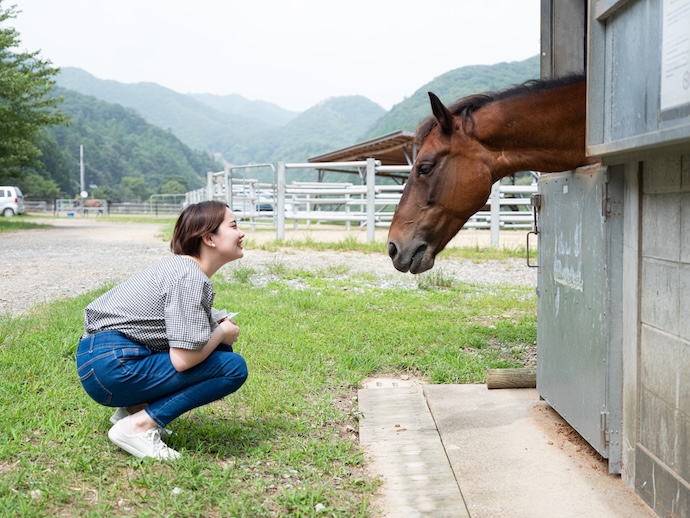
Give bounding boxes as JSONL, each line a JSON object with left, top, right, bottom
{"left": 76, "top": 201, "right": 248, "bottom": 460}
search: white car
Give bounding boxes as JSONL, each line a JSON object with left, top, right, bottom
{"left": 0, "top": 186, "right": 25, "bottom": 217}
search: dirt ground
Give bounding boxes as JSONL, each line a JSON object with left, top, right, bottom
{"left": 0, "top": 218, "right": 536, "bottom": 315}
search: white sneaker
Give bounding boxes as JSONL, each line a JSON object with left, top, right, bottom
{"left": 110, "top": 407, "right": 173, "bottom": 436}
{"left": 108, "top": 417, "right": 180, "bottom": 461}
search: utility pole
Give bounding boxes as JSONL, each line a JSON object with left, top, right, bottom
{"left": 80, "top": 145, "right": 87, "bottom": 198}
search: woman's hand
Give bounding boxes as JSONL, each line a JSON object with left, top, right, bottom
{"left": 218, "top": 318, "right": 239, "bottom": 344}
{"left": 169, "top": 320, "right": 240, "bottom": 372}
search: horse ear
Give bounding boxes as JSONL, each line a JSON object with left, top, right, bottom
{"left": 428, "top": 92, "right": 454, "bottom": 136}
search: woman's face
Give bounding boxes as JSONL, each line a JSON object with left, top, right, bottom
{"left": 212, "top": 208, "right": 245, "bottom": 262}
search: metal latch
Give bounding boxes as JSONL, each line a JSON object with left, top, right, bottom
{"left": 602, "top": 179, "right": 612, "bottom": 218}
{"left": 526, "top": 193, "right": 541, "bottom": 268}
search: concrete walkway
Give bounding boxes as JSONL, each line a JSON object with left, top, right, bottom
{"left": 359, "top": 382, "right": 468, "bottom": 517}
{"left": 359, "top": 382, "right": 656, "bottom": 518}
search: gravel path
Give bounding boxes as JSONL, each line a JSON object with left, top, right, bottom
{"left": 0, "top": 219, "right": 536, "bottom": 315}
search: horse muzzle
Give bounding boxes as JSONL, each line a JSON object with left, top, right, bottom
{"left": 387, "top": 240, "right": 435, "bottom": 274}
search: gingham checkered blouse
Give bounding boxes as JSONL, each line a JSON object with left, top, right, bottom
{"left": 83, "top": 255, "right": 216, "bottom": 351}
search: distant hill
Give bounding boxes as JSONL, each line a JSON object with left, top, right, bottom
{"left": 56, "top": 68, "right": 275, "bottom": 155}
{"left": 232, "top": 96, "right": 386, "bottom": 165}
{"left": 188, "top": 92, "right": 298, "bottom": 126}
{"left": 361, "top": 55, "right": 540, "bottom": 139}
{"left": 37, "top": 56, "right": 542, "bottom": 196}
{"left": 37, "top": 87, "right": 219, "bottom": 200}
{"left": 55, "top": 68, "right": 385, "bottom": 169}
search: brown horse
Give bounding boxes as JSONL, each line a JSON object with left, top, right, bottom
{"left": 387, "top": 74, "right": 599, "bottom": 274}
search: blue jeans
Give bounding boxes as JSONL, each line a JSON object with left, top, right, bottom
{"left": 76, "top": 331, "right": 248, "bottom": 428}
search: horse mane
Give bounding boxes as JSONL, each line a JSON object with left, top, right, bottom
{"left": 416, "top": 73, "right": 586, "bottom": 144}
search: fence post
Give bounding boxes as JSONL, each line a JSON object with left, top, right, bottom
{"left": 276, "top": 162, "right": 286, "bottom": 240}
{"left": 345, "top": 192, "right": 351, "bottom": 231}
{"left": 224, "top": 166, "right": 232, "bottom": 208}
{"left": 366, "top": 158, "right": 376, "bottom": 243}
{"left": 490, "top": 181, "right": 500, "bottom": 247}
{"left": 206, "top": 171, "right": 214, "bottom": 201}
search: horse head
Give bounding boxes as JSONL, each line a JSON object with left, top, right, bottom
{"left": 387, "top": 75, "right": 592, "bottom": 274}
{"left": 387, "top": 92, "right": 495, "bottom": 274}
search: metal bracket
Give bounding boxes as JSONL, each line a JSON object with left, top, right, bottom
{"left": 527, "top": 232, "right": 538, "bottom": 268}
{"left": 600, "top": 411, "right": 610, "bottom": 447}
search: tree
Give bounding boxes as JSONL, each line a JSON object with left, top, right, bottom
{"left": 119, "top": 176, "right": 150, "bottom": 202}
{"left": 18, "top": 171, "right": 60, "bottom": 198}
{"left": 0, "top": 1, "right": 67, "bottom": 180}
{"left": 159, "top": 179, "right": 186, "bottom": 195}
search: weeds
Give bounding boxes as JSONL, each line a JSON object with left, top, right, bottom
{"left": 228, "top": 263, "right": 257, "bottom": 284}
{"left": 417, "top": 267, "right": 455, "bottom": 289}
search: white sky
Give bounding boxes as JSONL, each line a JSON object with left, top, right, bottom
{"left": 10, "top": 1, "right": 541, "bottom": 112}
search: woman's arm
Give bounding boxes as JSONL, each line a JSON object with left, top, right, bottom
{"left": 169, "top": 320, "right": 239, "bottom": 372}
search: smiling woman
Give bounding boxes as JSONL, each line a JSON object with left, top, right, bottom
{"left": 75, "top": 201, "right": 249, "bottom": 461}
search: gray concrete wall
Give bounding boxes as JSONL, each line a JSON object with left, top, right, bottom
{"left": 635, "top": 153, "right": 690, "bottom": 517}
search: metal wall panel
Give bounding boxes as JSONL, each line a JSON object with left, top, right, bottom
{"left": 589, "top": 0, "right": 690, "bottom": 160}
{"left": 540, "top": 0, "right": 587, "bottom": 77}
{"left": 537, "top": 166, "right": 623, "bottom": 471}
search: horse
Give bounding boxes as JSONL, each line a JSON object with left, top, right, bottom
{"left": 387, "top": 74, "right": 599, "bottom": 274}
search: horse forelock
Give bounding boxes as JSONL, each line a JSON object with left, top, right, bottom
{"left": 416, "top": 73, "right": 586, "bottom": 146}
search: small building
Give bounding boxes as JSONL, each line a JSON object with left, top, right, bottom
{"left": 538, "top": 1, "right": 690, "bottom": 516}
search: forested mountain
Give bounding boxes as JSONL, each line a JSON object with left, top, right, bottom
{"left": 35, "top": 87, "right": 219, "bottom": 201}
{"left": 56, "top": 57, "right": 540, "bottom": 166}
{"left": 55, "top": 68, "right": 385, "bottom": 169}
{"left": 227, "top": 96, "right": 386, "bottom": 166}
{"left": 25, "top": 56, "right": 540, "bottom": 199}
{"left": 361, "top": 55, "right": 540, "bottom": 139}
{"left": 188, "top": 92, "right": 298, "bottom": 126}
{"left": 56, "top": 68, "right": 277, "bottom": 156}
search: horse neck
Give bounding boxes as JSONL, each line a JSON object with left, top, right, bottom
{"left": 472, "top": 81, "right": 594, "bottom": 181}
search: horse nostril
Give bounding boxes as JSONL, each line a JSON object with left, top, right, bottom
{"left": 387, "top": 241, "right": 398, "bottom": 259}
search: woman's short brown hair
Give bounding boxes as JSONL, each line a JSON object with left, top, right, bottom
{"left": 171, "top": 201, "right": 228, "bottom": 257}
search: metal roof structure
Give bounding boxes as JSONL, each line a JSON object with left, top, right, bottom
{"left": 308, "top": 130, "right": 416, "bottom": 180}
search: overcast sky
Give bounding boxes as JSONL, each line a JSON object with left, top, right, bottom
{"left": 10, "top": 1, "right": 541, "bottom": 112}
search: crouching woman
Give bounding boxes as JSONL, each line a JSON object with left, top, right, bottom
{"left": 76, "top": 201, "right": 248, "bottom": 460}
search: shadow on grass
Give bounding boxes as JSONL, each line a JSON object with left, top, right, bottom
{"left": 167, "top": 414, "right": 288, "bottom": 457}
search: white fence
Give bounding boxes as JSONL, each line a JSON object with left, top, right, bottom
{"left": 185, "top": 160, "right": 537, "bottom": 246}
{"left": 55, "top": 199, "right": 109, "bottom": 216}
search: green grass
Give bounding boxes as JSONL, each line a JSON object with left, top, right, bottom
{"left": 0, "top": 218, "right": 51, "bottom": 233}
{"left": 18, "top": 213, "right": 179, "bottom": 225}
{"left": 250, "top": 236, "right": 533, "bottom": 261}
{"left": 0, "top": 238, "right": 536, "bottom": 516}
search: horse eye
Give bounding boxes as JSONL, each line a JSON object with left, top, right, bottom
{"left": 418, "top": 163, "right": 434, "bottom": 176}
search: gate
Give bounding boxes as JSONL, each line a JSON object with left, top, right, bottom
{"left": 536, "top": 165, "right": 624, "bottom": 473}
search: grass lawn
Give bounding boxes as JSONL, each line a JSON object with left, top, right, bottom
{"left": 0, "top": 218, "right": 51, "bottom": 233}
{"left": 0, "top": 235, "right": 536, "bottom": 517}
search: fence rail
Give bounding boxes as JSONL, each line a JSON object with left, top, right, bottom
{"left": 188, "top": 161, "right": 537, "bottom": 247}
{"left": 25, "top": 200, "right": 184, "bottom": 216}
{"left": 27, "top": 161, "right": 537, "bottom": 248}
